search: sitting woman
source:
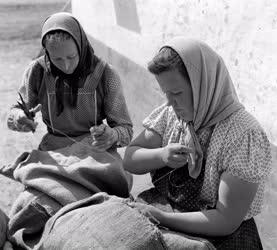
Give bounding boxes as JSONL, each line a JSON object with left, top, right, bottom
{"left": 4, "top": 12, "right": 133, "bottom": 250}
{"left": 123, "top": 37, "right": 272, "bottom": 249}
{"left": 7, "top": 12, "right": 133, "bottom": 152}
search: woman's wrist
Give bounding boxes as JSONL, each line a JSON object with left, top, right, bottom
{"left": 111, "top": 127, "right": 120, "bottom": 145}
{"left": 157, "top": 147, "right": 167, "bottom": 167}
{"left": 156, "top": 210, "right": 168, "bottom": 224}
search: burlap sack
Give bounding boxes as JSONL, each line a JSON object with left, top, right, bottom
{"left": 35, "top": 193, "right": 166, "bottom": 250}
{"left": 0, "top": 208, "right": 8, "bottom": 248}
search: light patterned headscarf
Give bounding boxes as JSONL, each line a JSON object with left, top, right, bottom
{"left": 162, "top": 37, "right": 243, "bottom": 178}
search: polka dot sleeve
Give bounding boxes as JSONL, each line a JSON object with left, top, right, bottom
{"left": 16, "top": 60, "right": 41, "bottom": 109}
{"left": 222, "top": 128, "right": 272, "bottom": 183}
{"left": 142, "top": 104, "right": 169, "bottom": 138}
{"left": 103, "top": 65, "right": 133, "bottom": 146}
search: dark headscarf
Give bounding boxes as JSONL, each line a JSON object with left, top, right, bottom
{"left": 41, "top": 12, "right": 96, "bottom": 116}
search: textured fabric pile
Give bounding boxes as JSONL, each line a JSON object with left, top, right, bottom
{"left": 35, "top": 192, "right": 215, "bottom": 250}
{"left": 0, "top": 137, "right": 129, "bottom": 249}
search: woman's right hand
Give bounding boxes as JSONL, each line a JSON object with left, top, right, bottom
{"left": 7, "top": 105, "right": 40, "bottom": 132}
{"left": 161, "top": 143, "right": 193, "bottom": 169}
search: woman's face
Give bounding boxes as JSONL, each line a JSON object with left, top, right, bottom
{"left": 46, "top": 37, "right": 79, "bottom": 74}
{"left": 155, "top": 69, "right": 194, "bottom": 122}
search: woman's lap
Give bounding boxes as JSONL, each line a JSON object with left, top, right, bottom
{"left": 137, "top": 188, "right": 263, "bottom": 250}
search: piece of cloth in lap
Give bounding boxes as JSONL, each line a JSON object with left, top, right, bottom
{"left": 13, "top": 137, "right": 129, "bottom": 205}
{"left": 6, "top": 137, "right": 129, "bottom": 249}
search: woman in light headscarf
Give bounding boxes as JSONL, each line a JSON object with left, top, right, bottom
{"left": 7, "top": 12, "right": 133, "bottom": 152}
{"left": 124, "top": 37, "right": 272, "bottom": 249}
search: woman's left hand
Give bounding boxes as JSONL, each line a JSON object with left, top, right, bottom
{"left": 90, "top": 124, "right": 118, "bottom": 152}
{"left": 128, "top": 202, "right": 164, "bottom": 224}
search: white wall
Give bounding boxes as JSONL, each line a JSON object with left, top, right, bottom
{"left": 72, "top": 0, "right": 277, "bottom": 144}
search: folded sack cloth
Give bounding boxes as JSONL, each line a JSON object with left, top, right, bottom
{"left": 5, "top": 137, "right": 130, "bottom": 249}
{"left": 13, "top": 137, "right": 130, "bottom": 205}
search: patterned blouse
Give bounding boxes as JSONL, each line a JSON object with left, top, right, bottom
{"left": 143, "top": 104, "right": 272, "bottom": 219}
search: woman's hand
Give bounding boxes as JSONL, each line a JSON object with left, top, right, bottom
{"left": 7, "top": 105, "right": 40, "bottom": 133}
{"left": 128, "top": 202, "right": 164, "bottom": 224}
{"left": 161, "top": 143, "right": 193, "bottom": 169}
{"left": 90, "top": 124, "right": 118, "bottom": 152}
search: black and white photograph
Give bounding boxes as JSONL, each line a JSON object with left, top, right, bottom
{"left": 0, "top": 0, "right": 276, "bottom": 249}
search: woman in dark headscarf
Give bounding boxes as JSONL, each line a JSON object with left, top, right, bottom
{"left": 124, "top": 37, "right": 272, "bottom": 249}
{"left": 7, "top": 12, "right": 133, "bottom": 152}
{"left": 4, "top": 12, "right": 133, "bottom": 250}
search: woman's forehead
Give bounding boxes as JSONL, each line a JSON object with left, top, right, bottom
{"left": 155, "top": 69, "right": 190, "bottom": 91}
{"left": 46, "top": 39, "right": 78, "bottom": 57}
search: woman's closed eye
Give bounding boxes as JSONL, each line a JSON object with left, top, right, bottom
{"left": 68, "top": 54, "right": 77, "bottom": 60}
{"left": 166, "top": 91, "right": 182, "bottom": 98}
{"left": 173, "top": 91, "right": 182, "bottom": 96}
{"left": 52, "top": 55, "right": 77, "bottom": 62}
{"left": 53, "top": 58, "right": 62, "bottom": 62}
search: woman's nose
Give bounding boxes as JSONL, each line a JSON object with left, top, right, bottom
{"left": 64, "top": 60, "right": 70, "bottom": 71}
{"left": 166, "top": 99, "right": 172, "bottom": 106}
{"left": 166, "top": 94, "right": 174, "bottom": 106}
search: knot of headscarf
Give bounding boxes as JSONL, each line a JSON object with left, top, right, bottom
{"left": 163, "top": 37, "right": 243, "bottom": 178}
{"left": 41, "top": 12, "right": 96, "bottom": 116}
{"left": 50, "top": 62, "right": 79, "bottom": 115}
{"left": 176, "top": 120, "right": 203, "bottom": 179}
{"left": 187, "top": 121, "right": 203, "bottom": 178}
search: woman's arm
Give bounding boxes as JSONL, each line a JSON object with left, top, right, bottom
{"left": 124, "top": 128, "right": 193, "bottom": 174}
{"left": 7, "top": 60, "right": 42, "bottom": 132}
{"left": 123, "top": 129, "right": 164, "bottom": 174}
{"left": 103, "top": 65, "right": 133, "bottom": 147}
{"left": 158, "top": 127, "right": 271, "bottom": 236}
{"left": 141, "top": 172, "right": 258, "bottom": 236}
